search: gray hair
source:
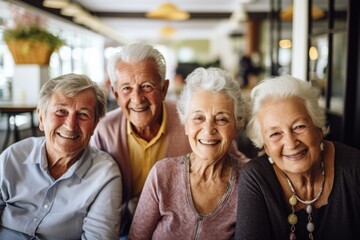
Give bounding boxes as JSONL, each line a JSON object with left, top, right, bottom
{"left": 177, "top": 67, "right": 247, "bottom": 130}
{"left": 107, "top": 42, "right": 166, "bottom": 88}
{"left": 38, "top": 73, "right": 107, "bottom": 120}
{"left": 247, "top": 75, "right": 329, "bottom": 149}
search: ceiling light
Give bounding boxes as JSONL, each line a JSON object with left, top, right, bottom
{"left": 61, "top": 3, "right": 83, "bottom": 17}
{"left": 230, "top": 3, "right": 248, "bottom": 24}
{"left": 146, "top": 2, "right": 190, "bottom": 21}
{"left": 160, "top": 26, "right": 176, "bottom": 37}
{"left": 237, "top": 0, "right": 255, "bottom": 3}
{"left": 43, "top": 0, "right": 129, "bottom": 43}
{"left": 309, "top": 46, "right": 319, "bottom": 60}
{"left": 280, "top": 4, "right": 325, "bottom": 21}
{"left": 279, "top": 39, "right": 292, "bottom": 48}
{"left": 43, "top": 0, "right": 69, "bottom": 9}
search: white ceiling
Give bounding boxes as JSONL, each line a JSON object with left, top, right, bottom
{"left": 6, "top": 0, "right": 345, "bottom": 44}
{"left": 67, "top": 0, "right": 274, "bottom": 43}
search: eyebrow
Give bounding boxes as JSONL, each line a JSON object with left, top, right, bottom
{"left": 190, "top": 110, "right": 232, "bottom": 115}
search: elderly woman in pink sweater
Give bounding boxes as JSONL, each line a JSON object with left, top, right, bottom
{"left": 128, "top": 67, "right": 248, "bottom": 240}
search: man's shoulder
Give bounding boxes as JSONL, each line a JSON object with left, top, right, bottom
{"left": 99, "top": 108, "right": 123, "bottom": 123}
{"left": 164, "top": 100, "right": 182, "bottom": 128}
{"left": 95, "top": 108, "right": 125, "bottom": 133}
{"left": 0, "top": 137, "right": 45, "bottom": 165}
{"left": 164, "top": 100, "right": 178, "bottom": 113}
{"left": 88, "top": 146, "right": 120, "bottom": 169}
{"left": 90, "top": 146, "right": 114, "bottom": 159}
{"left": 5, "top": 137, "right": 44, "bottom": 153}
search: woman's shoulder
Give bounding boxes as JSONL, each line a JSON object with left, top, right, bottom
{"left": 243, "top": 155, "right": 271, "bottom": 169}
{"left": 146, "top": 155, "right": 188, "bottom": 188}
{"left": 334, "top": 141, "right": 360, "bottom": 157}
{"left": 151, "top": 155, "right": 188, "bottom": 178}
{"left": 239, "top": 155, "right": 276, "bottom": 180}
{"left": 333, "top": 141, "right": 360, "bottom": 171}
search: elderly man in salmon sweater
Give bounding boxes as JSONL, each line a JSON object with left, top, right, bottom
{"left": 90, "top": 43, "right": 248, "bottom": 237}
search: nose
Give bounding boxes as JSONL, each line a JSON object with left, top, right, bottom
{"left": 283, "top": 132, "right": 299, "bottom": 149}
{"left": 130, "top": 86, "right": 144, "bottom": 104}
{"left": 204, "top": 121, "right": 217, "bottom": 135}
{"left": 64, "top": 114, "right": 78, "bottom": 130}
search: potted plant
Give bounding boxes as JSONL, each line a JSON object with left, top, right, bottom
{"left": 3, "top": 6, "right": 65, "bottom": 65}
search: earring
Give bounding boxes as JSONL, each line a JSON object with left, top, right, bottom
{"left": 320, "top": 142, "right": 324, "bottom": 151}
{"left": 268, "top": 157, "right": 274, "bottom": 164}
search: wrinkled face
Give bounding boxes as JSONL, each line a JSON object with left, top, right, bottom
{"left": 38, "top": 89, "right": 98, "bottom": 158}
{"left": 112, "top": 59, "right": 169, "bottom": 130}
{"left": 259, "top": 97, "right": 323, "bottom": 174}
{"left": 185, "top": 90, "right": 237, "bottom": 161}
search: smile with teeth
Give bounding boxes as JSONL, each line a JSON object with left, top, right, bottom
{"left": 199, "top": 139, "right": 220, "bottom": 145}
{"left": 131, "top": 106, "right": 149, "bottom": 112}
{"left": 284, "top": 150, "right": 307, "bottom": 159}
{"left": 58, "top": 132, "right": 79, "bottom": 139}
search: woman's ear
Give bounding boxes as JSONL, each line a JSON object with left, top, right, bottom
{"left": 263, "top": 144, "right": 269, "bottom": 156}
{"left": 184, "top": 122, "right": 189, "bottom": 136}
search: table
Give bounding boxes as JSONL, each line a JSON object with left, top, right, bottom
{"left": 0, "top": 102, "right": 38, "bottom": 151}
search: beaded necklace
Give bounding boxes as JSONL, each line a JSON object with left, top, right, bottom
{"left": 285, "top": 160, "right": 325, "bottom": 240}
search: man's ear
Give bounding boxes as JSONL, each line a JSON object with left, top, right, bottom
{"left": 37, "top": 107, "right": 44, "bottom": 132}
{"left": 111, "top": 86, "right": 120, "bottom": 102}
{"left": 162, "top": 80, "right": 170, "bottom": 99}
{"left": 111, "top": 86, "right": 116, "bottom": 96}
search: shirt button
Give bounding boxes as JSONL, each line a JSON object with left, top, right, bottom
{"left": 33, "top": 218, "right": 39, "bottom": 222}
{"left": 44, "top": 204, "right": 49, "bottom": 209}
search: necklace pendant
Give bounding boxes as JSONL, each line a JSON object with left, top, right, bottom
{"left": 289, "top": 232, "right": 296, "bottom": 240}
{"left": 307, "top": 222, "right": 315, "bottom": 232}
{"left": 288, "top": 213, "right": 298, "bottom": 225}
{"left": 284, "top": 159, "right": 325, "bottom": 240}
{"left": 289, "top": 195, "right": 297, "bottom": 206}
{"left": 306, "top": 204, "right": 313, "bottom": 214}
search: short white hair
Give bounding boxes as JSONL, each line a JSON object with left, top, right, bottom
{"left": 247, "top": 75, "right": 329, "bottom": 149}
{"left": 177, "top": 67, "right": 247, "bottom": 130}
{"left": 107, "top": 42, "right": 166, "bottom": 89}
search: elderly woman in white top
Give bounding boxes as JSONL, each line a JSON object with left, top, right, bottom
{"left": 128, "top": 67, "right": 248, "bottom": 240}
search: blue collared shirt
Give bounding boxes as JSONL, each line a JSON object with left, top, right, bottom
{"left": 0, "top": 137, "right": 122, "bottom": 240}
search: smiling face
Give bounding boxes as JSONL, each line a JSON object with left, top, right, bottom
{"left": 38, "top": 89, "right": 98, "bottom": 159}
{"left": 112, "top": 59, "right": 169, "bottom": 133}
{"left": 185, "top": 90, "right": 237, "bottom": 162}
{"left": 259, "top": 97, "right": 323, "bottom": 174}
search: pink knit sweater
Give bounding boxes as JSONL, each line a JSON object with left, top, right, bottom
{"left": 128, "top": 153, "right": 242, "bottom": 240}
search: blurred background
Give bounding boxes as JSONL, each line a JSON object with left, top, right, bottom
{"left": 0, "top": 0, "right": 359, "bottom": 154}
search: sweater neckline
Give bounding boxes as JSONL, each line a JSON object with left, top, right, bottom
{"left": 182, "top": 153, "right": 235, "bottom": 217}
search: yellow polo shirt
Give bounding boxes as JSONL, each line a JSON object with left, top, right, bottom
{"left": 127, "top": 103, "right": 167, "bottom": 198}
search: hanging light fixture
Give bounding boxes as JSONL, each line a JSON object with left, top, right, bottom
{"left": 230, "top": 3, "right": 248, "bottom": 24}
{"left": 280, "top": 4, "right": 325, "bottom": 21}
{"left": 160, "top": 25, "right": 176, "bottom": 37}
{"left": 61, "top": 3, "right": 83, "bottom": 17}
{"left": 42, "top": 0, "right": 69, "bottom": 9}
{"left": 146, "top": 2, "right": 190, "bottom": 21}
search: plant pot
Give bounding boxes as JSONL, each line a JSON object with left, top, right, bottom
{"left": 5, "top": 39, "right": 54, "bottom": 65}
